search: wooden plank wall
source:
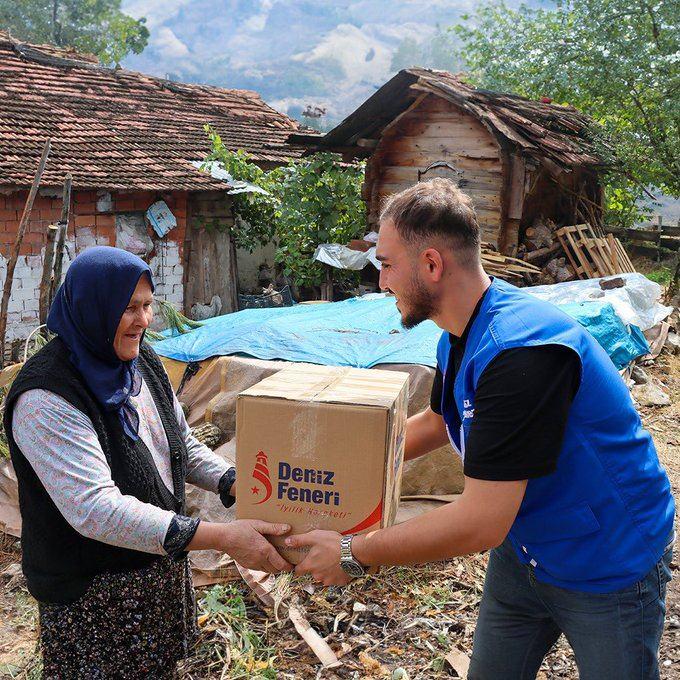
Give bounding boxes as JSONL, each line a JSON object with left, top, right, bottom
{"left": 365, "top": 95, "right": 504, "bottom": 245}
{"left": 499, "top": 153, "right": 526, "bottom": 256}
{"left": 184, "top": 191, "right": 238, "bottom": 314}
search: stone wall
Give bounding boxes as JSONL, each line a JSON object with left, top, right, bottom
{"left": 0, "top": 188, "right": 188, "bottom": 340}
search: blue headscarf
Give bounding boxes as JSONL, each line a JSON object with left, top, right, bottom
{"left": 47, "top": 246, "right": 155, "bottom": 440}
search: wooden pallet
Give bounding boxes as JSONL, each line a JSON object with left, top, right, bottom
{"left": 556, "top": 224, "right": 635, "bottom": 279}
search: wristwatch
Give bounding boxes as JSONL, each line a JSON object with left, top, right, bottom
{"left": 340, "top": 534, "right": 366, "bottom": 578}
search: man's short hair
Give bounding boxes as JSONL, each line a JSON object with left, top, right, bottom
{"left": 380, "top": 178, "right": 481, "bottom": 260}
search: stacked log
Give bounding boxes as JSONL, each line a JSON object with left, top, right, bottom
{"left": 191, "top": 422, "right": 222, "bottom": 449}
{"left": 519, "top": 216, "right": 576, "bottom": 285}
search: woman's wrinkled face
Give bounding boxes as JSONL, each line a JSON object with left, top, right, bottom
{"left": 113, "top": 275, "right": 153, "bottom": 361}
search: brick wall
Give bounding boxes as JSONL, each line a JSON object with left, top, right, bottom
{"left": 0, "top": 188, "right": 188, "bottom": 340}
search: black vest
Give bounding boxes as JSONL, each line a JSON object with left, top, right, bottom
{"left": 4, "top": 338, "right": 188, "bottom": 604}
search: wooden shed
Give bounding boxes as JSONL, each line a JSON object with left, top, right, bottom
{"left": 291, "top": 68, "right": 608, "bottom": 256}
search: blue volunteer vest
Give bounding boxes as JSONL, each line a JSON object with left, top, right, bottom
{"left": 437, "top": 278, "right": 674, "bottom": 593}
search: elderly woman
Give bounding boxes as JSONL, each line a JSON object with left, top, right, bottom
{"left": 3, "top": 246, "right": 291, "bottom": 679}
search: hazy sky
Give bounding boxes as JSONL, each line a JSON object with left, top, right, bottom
{"left": 120, "top": 0, "right": 533, "bottom": 120}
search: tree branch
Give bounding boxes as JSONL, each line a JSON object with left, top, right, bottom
{"left": 628, "top": 86, "right": 677, "bottom": 175}
{"left": 52, "top": 0, "right": 62, "bottom": 46}
{"left": 639, "top": 0, "right": 662, "bottom": 50}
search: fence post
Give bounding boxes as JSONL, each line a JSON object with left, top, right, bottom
{"left": 0, "top": 139, "right": 51, "bottom": 367}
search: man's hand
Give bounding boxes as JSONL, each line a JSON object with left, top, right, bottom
{"left": 286, "top": 530, "right": 352, "bottom": 586}
{"left": 220, "top": 520, "right": 293, "bottom": 573}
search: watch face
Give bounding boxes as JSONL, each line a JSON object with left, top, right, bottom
{"left": 341, "top": 560, "right": 365, "bottom": 578}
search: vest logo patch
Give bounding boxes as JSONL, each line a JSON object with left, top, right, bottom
{"left": 462, "top": 399, "right": 474, "bottom": 420}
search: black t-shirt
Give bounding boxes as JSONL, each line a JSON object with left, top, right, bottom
{"left": 430, "top": 292, "right": 581, "bottom": 481}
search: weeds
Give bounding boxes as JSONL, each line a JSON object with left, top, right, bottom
{"left": 146, "top": 300, "right": 202, "bottom": 342}
{"left": 646, "top": 266, "right": 673, "bottom": 287}
{"left": 180, "top": 583, "right": 278, "bottom": 679}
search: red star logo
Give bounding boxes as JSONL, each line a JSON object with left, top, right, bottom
{"left": 251, "top": 451, "right": 272, "bottom": 504}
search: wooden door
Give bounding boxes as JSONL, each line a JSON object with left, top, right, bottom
{"left": 184, "top": 192, "right": 238, "bottom": 316}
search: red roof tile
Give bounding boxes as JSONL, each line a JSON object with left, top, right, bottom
{"left": 0, "top": 33, "right": 303, "bottom": 191}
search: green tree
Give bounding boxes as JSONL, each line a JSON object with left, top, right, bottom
{"left": 202, "top": 130, "right": 366, "bottom": 295}
{"left": 428, "top": 24, "right": 461, "bottom": 72}
{"left": 390, "top": 37, "right": 423, "bottom": 71}
{"left": 203, "top": 127, "right": 278, "bottom": 251}
{"left": 450, "top": 0, "right": 679, "bottom": 224}
{"left": 273, "top": 153, "right": 366, "bottom": 291}
{"left": 0, "top": 0, "right": 149, "bottom": 65}
{"left": 391, "top": 28, "right": 461, "bottom": 74}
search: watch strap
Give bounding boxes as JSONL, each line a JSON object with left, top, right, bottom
{"left": 340, "top": 534, "right": 355, "bottom": 560}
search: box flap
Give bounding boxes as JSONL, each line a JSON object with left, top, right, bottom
{"left": 239, "top": 364, "right": 408, "bottom": 407}
{"left": 239, "top": 364, "right": 346, "bottom": 401}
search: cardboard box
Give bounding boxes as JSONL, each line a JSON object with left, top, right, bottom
{"left": 236, "top": 364, "right": 409, "bottom": 564}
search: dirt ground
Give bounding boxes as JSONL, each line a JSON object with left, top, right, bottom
{"left": 0, "top": 352, "right": 679, "bottom": 679}
{"left": 650, "top": 350, "right": 680, "bottom": 677}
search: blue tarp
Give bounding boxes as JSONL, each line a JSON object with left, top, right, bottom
{"left": 558, "top": 301, "right": 649, "bottom": 369}
{"left": 152, "top": 294, "right": 649, "bottom": 370}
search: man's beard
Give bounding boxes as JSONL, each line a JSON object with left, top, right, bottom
{"left": 399, "top": 274, "right": 437, "bottom": 329}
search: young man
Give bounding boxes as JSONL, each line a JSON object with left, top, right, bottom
{"left": 285, "top": 179, "right": 675, "bottom": 679}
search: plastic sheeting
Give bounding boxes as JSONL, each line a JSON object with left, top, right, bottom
{"left": 169, "top": 354, "right": 464, "bottom": 496}
{"left": 559, "top": 301, "right": 649, "bottom": 369}
{"left": 0, "top": 460, "right": 19, "bottom": 536}
{"left": 527, "top": 273, "right": 672, "bottom": 331}
{"left": 153, "top": 294, "right": 440, "bottom": 367}
{"left": 153, "top": 293, "right": 649, "bottom": 369}
{"left": 190, "top": 161, "right": 270, "bottom": 195}
{"left": 0, "top": 354, "right": 463, "bottom": 542}
{"left": 313, "top": 243, "right": 380, "bottom": 270}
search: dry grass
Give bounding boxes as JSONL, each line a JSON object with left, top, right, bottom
{"left": 0, "top": 534, "right": 40, "bottom": 679}
{"left": 180, "top": 351, "right": 680, "bottom": 680}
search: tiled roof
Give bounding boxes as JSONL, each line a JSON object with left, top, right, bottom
{"left": 0, "top": 33, "right": 304, "bottom": 191}
{"left": 291, "top": 68, "right": 609, "bottom": 175}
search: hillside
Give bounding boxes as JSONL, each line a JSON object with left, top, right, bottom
{"left": 121, "top": 0, "right": 538, "bottom": 127}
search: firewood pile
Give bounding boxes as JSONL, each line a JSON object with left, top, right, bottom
{"left": 480, "top": 243, "right": 541, "bottom": 281}
{"left": 516, "top": 218, "right": 635, "bottom": 286}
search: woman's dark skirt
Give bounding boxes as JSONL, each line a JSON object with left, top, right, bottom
{"left": 38, "top": 556, "right": 197, "bottom": 679}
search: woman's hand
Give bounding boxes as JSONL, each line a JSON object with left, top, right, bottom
{"left": 221, "top": 520, "right": 293, "bottom": 573}
{"left": 187, "top": 519, "right": 292, "bottom": 573}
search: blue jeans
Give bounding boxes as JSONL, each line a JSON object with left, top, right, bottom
{"left": 468, "top": 538, "right": 673, "bottom": 680}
